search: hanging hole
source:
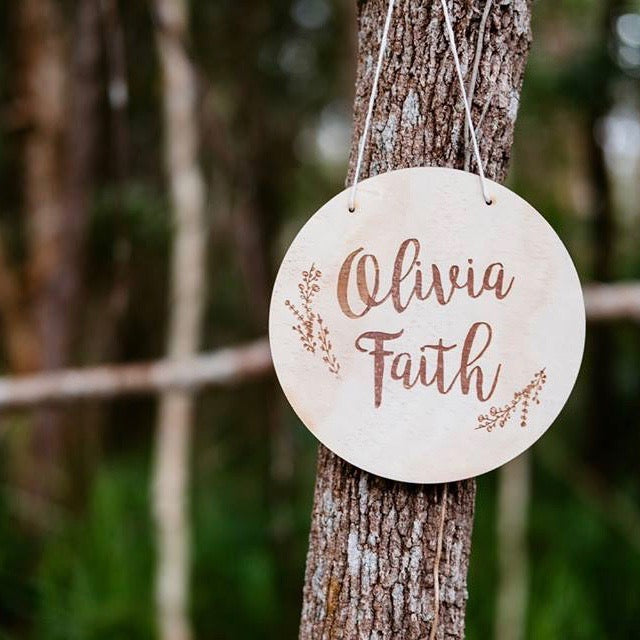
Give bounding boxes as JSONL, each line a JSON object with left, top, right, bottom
{"left": 348, "top": 205, "right": 356, "bottom": 213}
{"left": 485, "top": 196, "right": 494, "bottom": 206}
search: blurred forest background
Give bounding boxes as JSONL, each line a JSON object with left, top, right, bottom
{"left": 0, "top": 0, "right": 639, "bottom": 638}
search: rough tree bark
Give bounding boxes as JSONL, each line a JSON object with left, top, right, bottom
{"left": 152, "top": 1, "right": 207, "bottom": 639}
{"left": 299, "top": 1, "right": 532, "bottom": 638}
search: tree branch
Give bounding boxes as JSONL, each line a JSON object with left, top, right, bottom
{"left": 0, "top": 282, "right": 635, "bottom": 409}
{"left": 583, "top": 282, "right": 640, "bottom": 322}
{"left": 0, "top": 339, "right": 272, "bottom": 409}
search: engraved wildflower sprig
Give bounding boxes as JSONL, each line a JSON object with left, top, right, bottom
{"left": 284, "top": 264, "right": 340, "bottom": 377}
{"left": 317, "top": 314, "right": 340, "bottom": 375}
{"left": 476, "top": 368, "right": 547, "bottom": 431}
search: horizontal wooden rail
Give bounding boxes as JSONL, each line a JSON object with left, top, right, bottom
{"left": 0, "top": 282, "right": 637, "bottom": 409}
{"left": 583, "top": 282, "right": 640, "bottom": 322}
{"left": 0, "top": 338, "right": 272, "bottom": 408}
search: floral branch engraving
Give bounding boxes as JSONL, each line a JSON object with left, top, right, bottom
{"left": 316, "top": 314, "right": 340, "bottom": 375}
{"left": 284, "top": 264, "right": 340, "bottom": 376}
{"left": 476, "top": 368, "right": 547, "bottom": 431}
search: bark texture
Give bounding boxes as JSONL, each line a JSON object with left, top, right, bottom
{"left": 299, "top": 1, "right": 532, "bottom": 638}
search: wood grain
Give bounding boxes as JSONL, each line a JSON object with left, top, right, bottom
{"left": 270, "top": 168, "right": 585, "bottom": 483}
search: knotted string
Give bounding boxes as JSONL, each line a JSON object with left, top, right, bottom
{"left": 348, "top": 0, "right": 492, "bottom": 212}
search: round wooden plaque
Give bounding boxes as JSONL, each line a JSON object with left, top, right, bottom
{"left": 269, "top": 167, "right": 585, "bottom": 483}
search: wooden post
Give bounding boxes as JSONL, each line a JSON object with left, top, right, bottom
{"left": 299, "top": 0, "right": 532, "bottom": 637}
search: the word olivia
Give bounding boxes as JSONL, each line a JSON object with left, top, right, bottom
{"left": 337, "top": 238, "right": 515, "bottom": 319}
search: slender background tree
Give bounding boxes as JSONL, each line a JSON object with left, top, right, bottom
{"left": 152, "top": 0, "right": 207, "bottom": 639}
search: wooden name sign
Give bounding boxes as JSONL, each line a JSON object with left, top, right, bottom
{"left": 269, "top": 167, "right": 585, "bottom": 483}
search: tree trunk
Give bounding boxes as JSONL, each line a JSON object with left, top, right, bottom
{"left": 495, "top": 454, "right": 530, "bottom": 640}
{"left": 152, "top": 1, "right": 207, "bottom": 639}
{"left": 15, "top": 0, "right": 66, "bottom": 421}
{"left": 587, "top": 0, "right": 621, "bottom": 475}
{"left": 299, "top": 1, "right": 532, "bottom": 638}
{"left": 37, "top": 0, "right": 101, "bottom": 373}
{"left": 5, "top": 0, "right": 101, "bottom": 508}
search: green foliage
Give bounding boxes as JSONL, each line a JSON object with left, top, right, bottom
{"left": 528, "top": 457, "right": 640, "bottom": 640}
{"left": 90, "top": 184, "right": 171, "bottom": 265}
{"left": 33, "top": 462, "right": 155, "bottom": 640}
{"left": 0, "top": 488, "right": 37, "bottom": 634}
{"left": 466, "top": 474, "right": 498, "bottom": 640}
{"left": 191, "top": 469, "right": 281, "bottom": 640}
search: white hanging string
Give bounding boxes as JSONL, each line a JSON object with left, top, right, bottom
{"left": 348, "top": 0, "right": 396, "bottom": 212}
{"left": 348, "top": 0, "right": 492, "bottom": 212}
{"left": 439, "top": 0, "right": 492, "bottom": 204}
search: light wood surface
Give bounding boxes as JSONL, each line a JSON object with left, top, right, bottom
{"left": 269, "top": 167, "right": 585, "bottom": 483}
